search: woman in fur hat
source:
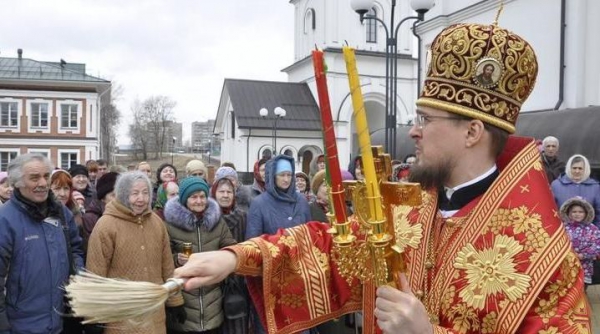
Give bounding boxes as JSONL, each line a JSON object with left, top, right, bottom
{"left": 86, "top": 171, "right": 185, "bottom": 333}
{"left": 164, "top": 176, "right": 237, "bottom": 333}
{"left": 560, "top": 196, "right": 600, "bottom": 288}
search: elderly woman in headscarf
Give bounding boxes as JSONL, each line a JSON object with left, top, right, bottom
{"left": 210, "top": 171, "right": 251, "bottom": 334}
{"left": 551, "top": 154, "right": 600, "bottom": 226}
{"left": 153, "top": 180, "right": 179, "bottom": 220}
{"left": 86, "top": 171, "right": 186, "bottom": 334}
{"left": 164, "top": 176, "right": 237, "bottom": 333}
{"left": 0, "top": 171, "right": 13, "bottom": 205}
{"left": 251, "top": 158, "right": 268, "bottom": 198}
{"left": 214, "top": 166, "right": 253, "bottom": 213}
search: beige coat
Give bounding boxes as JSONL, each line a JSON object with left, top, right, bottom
{"left": 86, "top": 200, "right": 183, "bottom": 334}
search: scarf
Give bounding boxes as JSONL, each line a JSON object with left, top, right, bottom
{"left": 13, "top": 188, "right": 62, "bottom": 222}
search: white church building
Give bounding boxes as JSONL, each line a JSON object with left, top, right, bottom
{"left": 214, "top": 0, "right": 600, "bottom": 178}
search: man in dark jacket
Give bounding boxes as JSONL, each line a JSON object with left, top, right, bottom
{"left": 541, "top": 136, "right": 565, "bottom": 184}
{"left": 0, "top": 154, "right": 84, "bottom": 334}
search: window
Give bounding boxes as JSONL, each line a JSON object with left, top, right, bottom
{"left": 28, "top": 149, "right": 50, "bottom": 157}
{"left": 304, "top": 8, "right": 316, "bottom": 34}
{"left": 60, "top": 152, "right": 78, "bottom": 170}
{"left": 61, "top": 104, "right": 79, "bottom": 128}
{"left": 0, "top": 102, "right": 18, "bottom": 127}
{"left": 0, "top": 151, "right": 18, "bottom": 171}
{"left": 366, "top": 8, "right": 377, "bottom": 43}
{"left": 31, "top": 102, "right": 49, "bottom": 128}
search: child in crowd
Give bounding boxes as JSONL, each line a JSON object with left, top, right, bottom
{"left": 560, "top": 197, "right": 600, "bottom": 288}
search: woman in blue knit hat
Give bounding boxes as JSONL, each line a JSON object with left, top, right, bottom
{"left": 164, "top": 176, "right": 237, "bottom": 333}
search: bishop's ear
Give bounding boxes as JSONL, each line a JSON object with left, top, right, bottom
{"left": 464, "top": 119, "right": 486, "bottom": 148}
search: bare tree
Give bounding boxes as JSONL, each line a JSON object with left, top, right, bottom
{"left": 128, "top": 98, "right": 149, "bottom": 160}
{"left": 143, "top": 96, "right": 176, "bottom": 159}
{"left": 99, "top": 83, "right": 123, "bottom": 162}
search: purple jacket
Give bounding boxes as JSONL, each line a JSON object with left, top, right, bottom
{"left": 551, "top": 174, "right": 600, "bottom": 225}
{"left": 564, "top": 221, "right": 600, "bottom": 283}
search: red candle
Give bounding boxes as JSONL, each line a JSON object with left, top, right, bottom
{"left": 311, "top": 49, "right": 347, "bottom": 224}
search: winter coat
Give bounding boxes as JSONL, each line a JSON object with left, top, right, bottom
{"left": 86, "top": 200, "right": 184, "bottom": 334}
{"left": 219, "top": 206, "right": 251, "bottom": 334}
{"left": 0, "top": 193, "right": 84, "bottom": 334}
{"left": 551, "top": 174, "right": 600, "bottom": 225}
{"left": 164, "top": 197, "right": 237, "bottom": 332}
{"left": 81, "top": 198, "right": 105, "bottom": 238}
{"left": 235, "top": 184, "right": 253, "bottom": 213}
{"left": 246, "top": 155, "right": 311, "bottom": 239}
{"left": 564, "top": 220, "right": 600, "bottom": 283}
{"left": 541, "top": 154, "right": 565, "bottom": 184}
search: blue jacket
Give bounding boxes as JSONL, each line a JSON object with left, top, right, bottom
{"left": 551, "top": 174, "right": 600, "bottom": 225}
{"left": 246, "top": 155, "right": 311, "bottom": 239}
{"left": 0, "top": 194, "right": 84, "bottom": 334}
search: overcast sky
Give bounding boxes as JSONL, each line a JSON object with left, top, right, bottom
{"left": 0, "top": 0, "right": 294, "bottom": 145}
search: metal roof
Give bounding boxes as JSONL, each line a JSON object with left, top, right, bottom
{"left": 224, "top": 79, "right": 322, "bottom": 131}
{"left": 0, "top": 57, "right": 108, "bottom": 82}
{"left": 374, "top": 106, "right": 600, "bottom": 168}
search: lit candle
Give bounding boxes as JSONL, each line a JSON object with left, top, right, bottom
{"left": 342, "top": 46, "right": 384, "bottom": 221}
{"left": 311, "top": 49, "right": 347, "bottom": 225}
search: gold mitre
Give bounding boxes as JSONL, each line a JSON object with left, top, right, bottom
{"left": 416, "top": 23, "right": 538, "bottom": 133}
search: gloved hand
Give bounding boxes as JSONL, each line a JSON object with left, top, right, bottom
{"left": 167, "top": 305, "right": 187, "bottom": 324}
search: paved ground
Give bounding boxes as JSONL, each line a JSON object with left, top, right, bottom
{"left": 588, "top": 284, "right": 600, "bottom": 333}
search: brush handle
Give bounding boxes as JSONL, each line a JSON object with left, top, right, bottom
{"left": 163, "top": 278, "right": 187, "bottom": 295}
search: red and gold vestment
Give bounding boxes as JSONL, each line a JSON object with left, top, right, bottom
{"left": 226, "top": 137, "right": 592, "bottom": 334}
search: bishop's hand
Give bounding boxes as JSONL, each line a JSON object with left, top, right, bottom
{"left": 374, "top": 273, "right": 433, "bottom": 334}
{"left": 173, "top": 250, "right": 237, "bottom": 290}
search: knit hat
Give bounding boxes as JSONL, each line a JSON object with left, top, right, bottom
{"left": 275, "top": 159, "right": 293, "bottom": 175}
{"left": 69, "top": 164, "right": 89, "bottom": 178}
{"left": 215, "top": 166, "right": 237, "bottom": 182}
{"left": 0, "top": 171, "right": 9, "bottom": 184}
{"left": 185, "top": 160, "right": 207, "bottom": 177}
{"left": 560, "top": 196, "right": 595, "bottom": 224}
{"left": 311, "top": 169, "right": 327, "bottom": 196}
{"left": 179, "top": 176, "right": 209, "bottom": 205}
{"left": 156, "top": 163, "right": 178, "bottom": 183}
{"left": 96, "top": 172, "right": 119, "bottom": 201}
{"left": 72, "top": 191, "right": 85, "bottom": 203}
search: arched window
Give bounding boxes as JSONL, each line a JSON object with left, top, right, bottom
{"left": 304, "top": 8, "right": 316, "bottom": 34}
{"left": 366, "top": 7, "right": 377, "bottom": 43}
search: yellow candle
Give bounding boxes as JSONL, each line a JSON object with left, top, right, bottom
{"left": 343, "top": 46, "right": 384, "bottom": 221}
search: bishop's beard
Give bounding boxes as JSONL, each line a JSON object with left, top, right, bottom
{"left": 408, "top": 157, "right": 454, "bottom": 191}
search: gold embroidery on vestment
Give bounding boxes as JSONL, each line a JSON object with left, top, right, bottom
{"left": 454, "top": 235, "right": 531, "bottom": 310}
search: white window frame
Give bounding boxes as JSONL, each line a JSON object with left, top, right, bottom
{"left": 57, "top": 100, "right": 82, "bottom": 134}
{"left": 27, "top": 99, "right": 52, "bottom": 133}
{"left": 0, "top": 148, "right": 20, "bottom": 171}
{"left": 27, "top": 148, "right": 51, "bottom": 158}
{"left": 0, "top": 98, "right": 22, "bottom": 133}
{"left": 58, "top": 149, "right": 80, "bottom": 170}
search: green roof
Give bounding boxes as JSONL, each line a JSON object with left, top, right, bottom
{"left": 0, "top": 57, "right": 108, "bottom": 83}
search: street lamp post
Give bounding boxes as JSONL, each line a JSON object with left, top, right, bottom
{"left": 350, "top": 0, "right": 434, "bottom": 159}
{"left": 171, "top": 137, "right": 176, "bottom": 165}
{"left": 259, "top": 107, "right": 286, "bottom": 156}
{"left": 208, "top": 139, "right": 212, "bottom": 165}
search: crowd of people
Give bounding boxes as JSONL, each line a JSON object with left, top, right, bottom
{"left": 1, "top": 19, "right": 599, "bottom": 333}
{"left": 1, "top": 134, "right": 598, "bottom": 333}
{"left": 0, "top": 152, "right": 377, "bottom": 333}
